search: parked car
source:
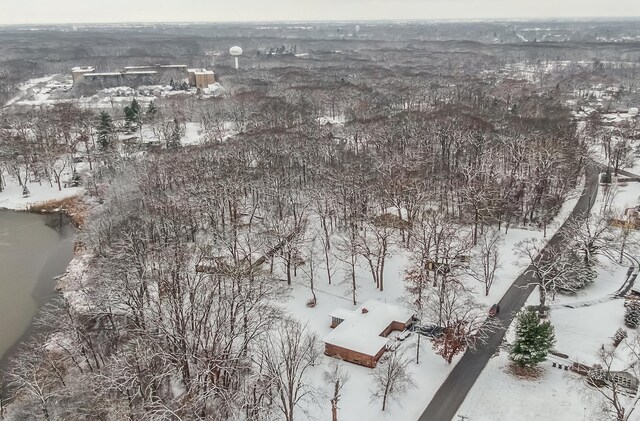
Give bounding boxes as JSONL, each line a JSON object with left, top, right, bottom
{"left": 489, "top": 304, "right": 500, "bottom": 317}
{"left": 410, "top": 323, "right": 445, "bottom": 338}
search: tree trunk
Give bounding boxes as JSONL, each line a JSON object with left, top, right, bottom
{"left": 331, "top": 379, "right": 340, "bottom": 421}
{"left": 538, "top": 283, "right": 547, "bottom": 316}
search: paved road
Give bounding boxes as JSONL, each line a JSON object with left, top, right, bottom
{"left": 418, "top": 163, "right": 600, "bottom": 421}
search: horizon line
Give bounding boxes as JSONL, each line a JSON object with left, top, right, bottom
{"left": 1, "top": 16, "right": 640, "bottom": 27}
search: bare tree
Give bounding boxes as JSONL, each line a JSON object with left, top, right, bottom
{"left": 259, "top": 319, "right": 320, "bottom": 421}
{"left": 323, "top": 360, "right": 349, "bottom": 421}
{"left": 356, "top": 219, "right": 393, "bottom": 291}
{"left": 563, "top": 213, "right": 614, "bottom": 266}
{"left": 427, "top": 283, "right": 500, "bottom": 363}
{"left": 467, "top": 228, "right": 502, "bottom": 296}
{"left": 302, "top": 236, "right": 320, "bottom": 306}
{"left": 336, "top": 232, "right": 360, "bottom": 305}
{"left": 370, "top": 348, "right": 415, "bottom": 411}
{"left": 585, "top": 335, "right": 640, "bottom": 421}
{"left": 517, "top": 238, "right": 577, "bottom": 315}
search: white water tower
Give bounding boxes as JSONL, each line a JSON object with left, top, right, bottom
{"left": 230, "top": 46, "right": 243, "bottom": 70}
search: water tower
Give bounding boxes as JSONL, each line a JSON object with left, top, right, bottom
{"left": 229, "top": 46, "right": 243, "bottom": 70}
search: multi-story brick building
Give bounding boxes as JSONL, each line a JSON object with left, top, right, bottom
{"left": 72, "top": 64, "right": 215, "bottom": 89}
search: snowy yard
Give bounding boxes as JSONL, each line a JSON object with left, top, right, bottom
{"left": 282, "top": 250, "right": 462, "bottom": 420}
{"left": 0, "top": 175, "right": 83, "bottom": 211}
{"left": 459, "top": 297, "right": 640, "bottom": 421}
{"left": 457, "top": 349, "right": 597, "bottom": 421}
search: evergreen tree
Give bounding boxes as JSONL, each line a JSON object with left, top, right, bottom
{"left": 625, "top": 301, "right": 640, "bottom": 328}
{"left": 613, "top": 328, "right": 628, "bottom": 347}
{"left": 124, "top": 98, "right": 141, "bottom": 130}
{"left": 510, "top": 309, "right": 556, "bottom": 368}
{"left": 96, "top": 111, "right": 115, "bottom": 150}
{"left": 147, "top": 101, "right": 158, "bottom": 122}
{"left": 169, "top": 117, "right": 183, "bottom": 148}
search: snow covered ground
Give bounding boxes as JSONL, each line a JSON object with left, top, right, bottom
{"left": 278, "top": 173, "right": 584, "bottom": 420}
{"left": 3, "top": 74, "right": 58, "bottom": 108}
{"left": 459, "top": 297, "right": 640, "bottom": 420}
{"left": 120, "top": 121, "right": 237, "bottom": 146}
{"left": 5, "top": 75, "right": 224, "bottom": 110}
{"left": 282, "top": 249, "right": 463, "bottom": 420}
{"left": 458, "top": 175, "right": 640, "bottom": 420}
{"left": 0, "top": 176, "right": 83, "bottom": 211}
{"left": 457, "top": 337, "right": 597, "bottom": 420}
{"left": 471, "top": 174, "right": 585, "bottom": 308}
{"left": 0, "top": 159, "right": 86, "bottom": 211}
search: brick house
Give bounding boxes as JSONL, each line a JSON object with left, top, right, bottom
{"left": 323, "top": 300, "right": 414, "bottom": 368}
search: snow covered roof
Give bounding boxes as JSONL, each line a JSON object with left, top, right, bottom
{"left": 329, "top": 308, "right": 353, "bottom": 320}
{"left": 71, "top": 66, "right": 95, "bottom": 72}
{"left": 323, "top": 300, "right": 413, "bottom": 357}
{"left": 188, "top": 68, "right": 214, "bottom": 75}
{"left": 122, "top": 71, "right": 157, "bottom": 75}
{"left": 124, "top": 66, "right": 152, "bottom": 70}
{"left": 85, "top": 72, "right": 121, "bottom": 77}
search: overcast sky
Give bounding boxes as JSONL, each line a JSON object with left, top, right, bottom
{"left": 1, "top": 0, "right": 639, "bottom": 25}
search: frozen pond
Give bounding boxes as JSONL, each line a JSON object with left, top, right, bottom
{"left": 0, "top": 209, "right": 74, "bottom": 361}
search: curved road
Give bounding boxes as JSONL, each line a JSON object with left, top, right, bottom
{"left": 418, "top": 162, "right": 600, "bottom": 421}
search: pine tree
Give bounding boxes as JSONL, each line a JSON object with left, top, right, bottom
{"left": 169, "top": 117, "right": 183, "bottom": 148}
{"left": 510, "top": 309, "right": 556, "bottom": 368}
{"left": 124, "top": 98, "right": 141, "bottom": 129}
{"left": 147, "top": 101, "right": 158, "bottom": 122}
{"left": 613, "top": 328, "right": 627, "bottom": 347}
{"left": 96, "top": 111, "right": 114, "bottom": 150}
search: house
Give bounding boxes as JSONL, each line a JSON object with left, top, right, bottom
{"left": 323, "top": 300, "right": 414, "bottom": 368}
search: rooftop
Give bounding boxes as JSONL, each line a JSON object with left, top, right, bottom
{"left": 84, "top": 72, "right": 121, "bottom": 77}
{"left": 188, "top": 68, "right": 214, "bottom": 74}
{"left": 323, "top": 300, "right": 413, "bottom": 356}
{"left": 123, "top": 66, "right": 153, "bottom": 70}
{"left": 71, "top": 66, "right": 95, "bottom": 72}
{"left": 122, "top": 71, "right": 157, "bottom": 75}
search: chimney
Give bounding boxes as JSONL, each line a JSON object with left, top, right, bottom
{"left": 361, "top": 308, "right": 368, "bottom": 314}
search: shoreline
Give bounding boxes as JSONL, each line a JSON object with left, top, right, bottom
{"left": 0, "top": 210, "right": 76, "bottom": 376}
{"left": 0, "top": 194, "right": 87, "bottom": 228}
